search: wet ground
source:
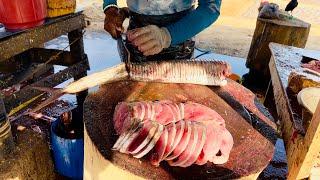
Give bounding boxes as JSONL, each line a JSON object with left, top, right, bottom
{"left": 44, "top": 30, "right": 288, "bottom": 179}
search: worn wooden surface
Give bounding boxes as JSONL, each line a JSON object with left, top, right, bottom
{"left": 269, "top": 43, "right": 320, "bottom": 179}
{"left": 0, "top": 12, "right": 86, "bottom": 61}
{"left": 83, "top": 80, "right": 277, "bottom": 179}
{"left": 3, "top": 60, "right": 88, "bottom": 113}
{"left": 0, "top": 11, "right": 90, "bottom": 116}
{"left": 247, "top": 15, "right": 310, "bottom": 78}
{"left": 288, "top": 102, "right": 320, "bottom": 180}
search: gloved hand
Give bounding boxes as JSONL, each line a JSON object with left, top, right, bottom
{"left": 104, "top": 6, "right": 130, "bottom": 39}
{"left": 127, "top": 25, "right": 172, "bottom": 56}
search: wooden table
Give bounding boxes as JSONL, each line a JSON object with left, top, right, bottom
{"left": 0, "top": 11, "right": 90, "bottom": 123}
{"left": 0, "top": 12, "right": 90, "bottom": 179}
{"left": 268, "top": 42, "right": 320, "bottom": 179}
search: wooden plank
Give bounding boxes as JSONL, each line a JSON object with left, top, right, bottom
{"left": 287, "top": 101, "right": 320, "bottom": 180}
{"left": 269, "top": 55, "right": 306, "bottom": 179}
{"left": 269, "top": 54, "right": 304, "bottom": 140}
{"left": 269, "top": 43, "right": 305, "bottom": 179}
{"left": 0, "top": 12, "right": 85, "bottom": 61}
{"left": 268, "top": 42, "right": 320, "bottom": 137}
{"left": 83, "top": 80, "right": 276, "bottom": 179}
{"left": 269, "top": 42, "right": 320, "bottom": 179}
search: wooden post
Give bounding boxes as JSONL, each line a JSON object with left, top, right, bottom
{"left": 287, "top": 101, "right": 320, "bottom": 180}
{"left": 247, "top": 12, "right": 310, "bottom": 80}
{"left": 68, "top": 28, "right": 88, "bottom": 127}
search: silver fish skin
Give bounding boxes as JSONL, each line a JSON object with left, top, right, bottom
{"left": 128, "top": 60, "right": 231, "bottom": 86}
{"left": 31, "top": 60, "right": 231, "bottom": 112}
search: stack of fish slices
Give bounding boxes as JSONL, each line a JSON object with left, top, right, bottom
{"left": 112, "top": 100, "right": 234, "bottom": 167}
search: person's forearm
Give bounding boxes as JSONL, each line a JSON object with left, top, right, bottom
{"left": 103, "top": 0, "right": 117, "bottom": 11}
{"left": 166, "top": 0, "right": 222, "bottom": 45}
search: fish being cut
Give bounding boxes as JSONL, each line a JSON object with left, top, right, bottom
{"left": 129, "top": 60, "right": 231, "bottom": 86}
{"left": 120, "top": 120, "right": 156, "bottom": 153}
{"left": 166, "top": 121, "right": 192, "bottom": 161}
{"left": 168, "top": 121, "right": 198, "bottom": 166}
{"left": 133, "top": 124, "right": 164, "bottom": 158}
{"left": 162, "top": 122, "right": 177, "bottom": 160}
{"left": 182, "top": 122, "right": 206, "bottom": 167}
{"left": 150, "top": 128, "right": 168, "bottom": 166}
{"left": 164, "top": 120, "right": 185, "bottom": 160}
{"left": 195, "top": 120, "right": 223, "bottom": 166}
{"left": 113, "top": 101, "right": 226, "bottom": 134}
{"left": 183, "top": 102, "right": 225, "bottom": 126}
{"left": 32, "top": 60, "right": 231, "bottom": 113}
{"left": 128, "top": 120, "right": 157, "bottom": 154}
{"left": 112, "top": 100, "right": 234, "bottom": 167}
{"left": 212, "top": 128, "right": 234, "bottom": 164}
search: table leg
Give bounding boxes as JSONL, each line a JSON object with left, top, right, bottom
{"left": 68, "top": 28, "right": 89, "bottom": 127}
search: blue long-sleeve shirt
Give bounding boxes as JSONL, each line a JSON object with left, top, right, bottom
{"left": 103, "top": 0, "right": 221, "bottom": 45}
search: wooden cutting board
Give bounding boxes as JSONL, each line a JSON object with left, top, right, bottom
{"left": 83, "top": 80, "right": 276, "bottom": 179}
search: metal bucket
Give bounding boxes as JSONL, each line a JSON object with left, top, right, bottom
{"left": 50, "top": 118, "right": 84, "bottom": 179}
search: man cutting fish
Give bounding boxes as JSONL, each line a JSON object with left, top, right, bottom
{"left": 103, "top": 0, "right": 222, "bottom": 62}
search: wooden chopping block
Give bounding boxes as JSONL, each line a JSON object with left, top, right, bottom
{"left": 83, "top": 80, "right": 277, "bottom": 180}
{"left": 246, "top": 12, "right": 310, "bottom": 79}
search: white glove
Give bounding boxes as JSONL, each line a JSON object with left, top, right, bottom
{"left": 127, "top": 25, "right": 171, "bottom": 56}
